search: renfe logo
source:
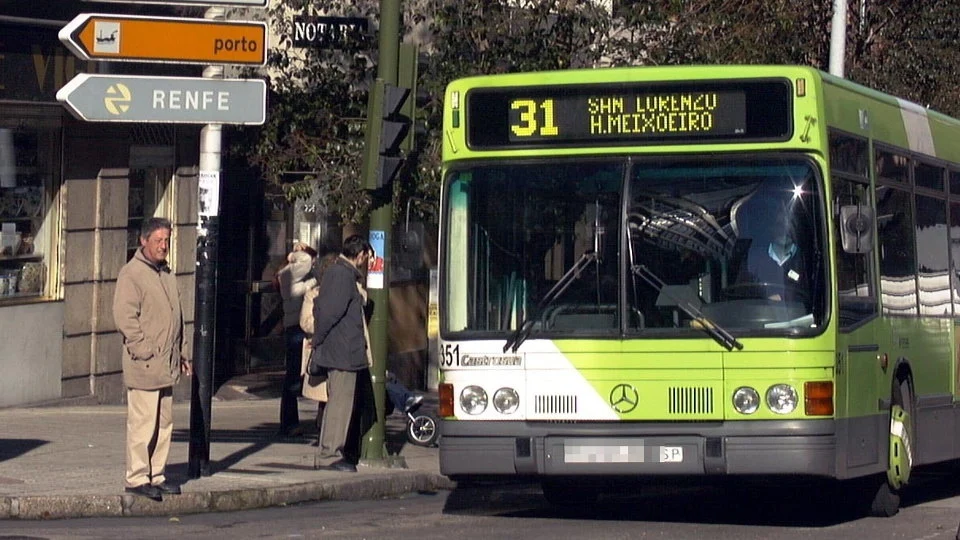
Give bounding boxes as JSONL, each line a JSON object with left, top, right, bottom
{"left": 104, "top": 83, "right": 131, "bottom": 114}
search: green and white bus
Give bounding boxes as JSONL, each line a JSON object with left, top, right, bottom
{"left": 436, "top": 65, "right": 960, "bottom": 515}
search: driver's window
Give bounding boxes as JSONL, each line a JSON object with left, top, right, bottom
{"left": 830, "top": 130, "right": 876, "bottom": 329}
{"left": 833, "top": 176, "right": 876, "bottom": 327}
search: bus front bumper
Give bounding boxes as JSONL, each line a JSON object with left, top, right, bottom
{"left": 439, "top": 419, "right": 837, "bottom": 478}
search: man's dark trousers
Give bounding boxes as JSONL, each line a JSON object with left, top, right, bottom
{"left": 280, "top": 325, "right": 305, "bottom": 433}
{"left": 316, "top": 368, "right": 358, "bottom": 466}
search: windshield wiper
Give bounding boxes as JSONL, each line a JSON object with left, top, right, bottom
{"left": 503, "top": 250, "right": 598, "bottom": 353}
{"left": 631, "top": 264, "right": 743, "bottom": 351}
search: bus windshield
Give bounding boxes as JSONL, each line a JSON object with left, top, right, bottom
{"left": 441, "top": 155, "right": 827, "bottom": 339}
{"left": 627, "top": 156, "right": 826, "bottom": 334}
{"left": 443, "top": 161, "right": 622, "bottom": 336}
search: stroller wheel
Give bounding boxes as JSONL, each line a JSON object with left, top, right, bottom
{"left": 406, "top": 411, "right": 440, "bottom": 447}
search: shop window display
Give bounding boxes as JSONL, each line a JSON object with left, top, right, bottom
{"left": 0, "top": 114, "right": 59, "bottom": 300}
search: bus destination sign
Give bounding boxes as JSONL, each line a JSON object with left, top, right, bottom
{"left": 511, "top": 90, "right": 746, "bottom": 140}
{"left": 466, "top": 79, "right": 791, "bottom": 149}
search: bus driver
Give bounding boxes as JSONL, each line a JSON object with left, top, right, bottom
{"left": 730, "top": 185, "right": 807, "bottom": 302}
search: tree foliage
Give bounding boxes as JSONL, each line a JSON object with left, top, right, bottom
{"left": 408, "top": 0, "right": 613, "bottom": 219}
{"left": 608, "top": 0, "right": 960, "bottom": 116}
{"left": 247, "top": 0, "right": 379, "bottom": 225}
{"left": 846, "top": 0, "right": 960, "bottom": 117}
{"left": 614, "top": 0, "right": 832, "bottom": 67}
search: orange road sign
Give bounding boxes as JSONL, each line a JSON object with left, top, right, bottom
{"left": 59, "top": 13, "right": 267, "bottom": 66}
{"left": 82, "top": 0, "right": 268, "bottom": 6}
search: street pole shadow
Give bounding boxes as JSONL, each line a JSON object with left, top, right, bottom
{"left": 168, "top": 424, "right": 303, "bottom": 482}
{"left": 385, "top": 420, "right": 408, "bottom": 455}
{"left": 0, "top": 439, "right": 47, "bottom": 462}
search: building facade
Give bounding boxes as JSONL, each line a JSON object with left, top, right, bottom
{"left": 0, "top": 3, "right": 434, "bottom": 407}
{"left": 0, "top": 9, "right": 199, "bottom": 407}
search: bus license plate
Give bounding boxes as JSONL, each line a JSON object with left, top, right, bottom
{"left": 660, "top": 446, "right": 683, "bottom": 463}
{"left": 564, "top": 443, "right": 644, "bottom": 463}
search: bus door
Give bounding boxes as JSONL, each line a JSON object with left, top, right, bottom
{"left": 954, "top": 321, "right": 960, "bottom": 400}
{"left": 833, "top": 174, "right": 883, "bottom": 473}
{"left": 837, "top": 327, "right": 883, "bottom": 472}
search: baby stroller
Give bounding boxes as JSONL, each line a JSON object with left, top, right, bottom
{"left": 385, "top": 373, "right": 440, "bottom": 447}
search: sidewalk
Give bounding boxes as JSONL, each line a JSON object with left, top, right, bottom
{"left": 0, "top": 379, "right": 453, "bottom": 520}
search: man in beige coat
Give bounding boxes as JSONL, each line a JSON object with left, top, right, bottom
{"left": 112, "top": 217, "right": 192, "bottom": 501}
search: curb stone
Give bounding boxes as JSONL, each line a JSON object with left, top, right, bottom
{"left": 16, "top": 495, "right": 123, "bottom": 520}
{"left": 0, "top": 472, "right": 456, "bottom": 520}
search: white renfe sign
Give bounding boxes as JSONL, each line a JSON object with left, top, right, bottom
{"left": 56, "top": 74, "right": 266, "bottom": 125}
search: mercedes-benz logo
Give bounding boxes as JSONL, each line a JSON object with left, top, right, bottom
{"left": 609, "top": 383, "right": 639, "bottom": 413}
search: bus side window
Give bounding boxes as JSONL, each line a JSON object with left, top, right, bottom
{"left": 951, "top": 197, "right": 960, "bottom": 316}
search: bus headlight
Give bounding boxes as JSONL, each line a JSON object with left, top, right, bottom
{"left": 493, "top": 387, "right": 520, "bottom": 414}
{"left": 766, "top": 384, "right": 798, "bottom": 414}
{"left": 732, "top": 386, "right": 760, "bottom": 414}
{"left": 460, "top": 385, "right": 488, "bottom": 415}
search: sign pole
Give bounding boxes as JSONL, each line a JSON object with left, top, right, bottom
{"left": 188, "top": 6, "right": 225, "bottom": 480}
{"left": 359, "top": 0, "right": 401, "bottom": 465}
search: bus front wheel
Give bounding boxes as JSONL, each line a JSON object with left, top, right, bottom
{"left": 869, "top": 377, "right": 914, "bottom": 517}
{"left": 868, "top": 480, "right": 900, "bottom": 517}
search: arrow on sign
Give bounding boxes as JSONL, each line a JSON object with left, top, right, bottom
{"left": 59, "top": 13, "right": 267, "bottom": 66}
{"left": 56, "top": 73, "right": 267, "bottom": 125}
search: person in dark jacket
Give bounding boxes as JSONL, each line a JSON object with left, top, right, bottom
{"left": 311, "top": 235, "right": 373, "bottom": 472}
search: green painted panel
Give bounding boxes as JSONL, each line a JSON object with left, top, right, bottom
{"left": 930, "top": 116, "right": 960, "bottom": 163}
{"left": 836, "top": 318, "right": 883, "bottom": 419}
{"left": 869, "top": 100, "right": 912, "bottom": 150}
{"left": 723, "top": 350, "right": 834, "bottom": 369}
{"left": 552, "top": 339, "right": 622, "bottom": 354}
{"left": 577, "top": 366, "right": 723, "bottom": 380}
{"left": 820, "top": 85, "right": 866, "bottom": 136}
{"left": 582, "top": 375, "right": 724, "bottom": 420}
{"left": 878, "top": 317, "right": 953, "bottom": 398}
{"left": 570, "top": 366, "right": 833, "bottom": 420}
{"left": 953, "top": 321, "right": 960, "bottom": 399}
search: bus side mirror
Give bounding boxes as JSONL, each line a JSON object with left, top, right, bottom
{"left": 839, "top": 205, "right": 874, "bottom": 254}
